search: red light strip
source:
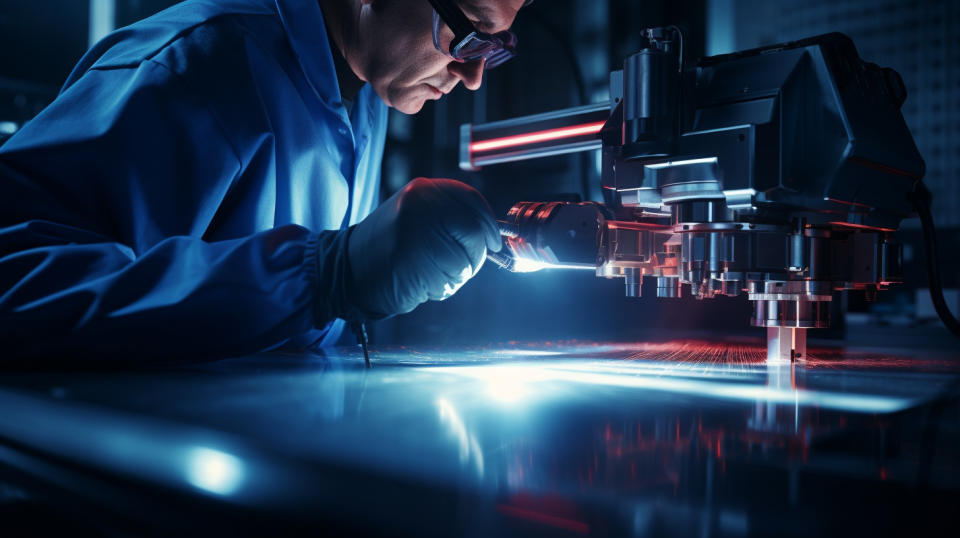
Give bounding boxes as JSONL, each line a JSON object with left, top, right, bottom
{"left": 848, "top": 156, "right": 920, "bottom": 180}
{"left": 470, "top": 121, "right": 606, "bottom": 153}
{"left": 829, "top": 221, "right": 896, "bottom": 233}
{"left": 607, "top": 220, "right": 672, "bottom": 231}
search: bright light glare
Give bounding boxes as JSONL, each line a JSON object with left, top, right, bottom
{"left": 511, "top": 258, "right": 596, "bottom": 273}
{"left": 185, "top": 447, "right": 245, "bottom": 496}
{"left": 487, "top": 376, "right": 528, "bottom": 403}
{"left": 441, "top": 265, "right": 474, "bottom": 299}
{"left": 479, "top": 367, "right": 555, "bottom": 404}
{"left": 512, "top": 257, "right": 547, "bottom": 273}
{"left": 431, "top": 363, "right": 913, "bottom": 414}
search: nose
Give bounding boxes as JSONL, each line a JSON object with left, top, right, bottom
{"left": 447, "top": 58, "right": 485, "bottom": 91}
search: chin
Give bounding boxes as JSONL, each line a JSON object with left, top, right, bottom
{"left": 382, "top": 85, "right": 434, "bottom": 115}
{"left": 393, "top": 99, "right": 427, "bottom": 115}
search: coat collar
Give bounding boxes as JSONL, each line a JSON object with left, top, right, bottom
{"left": 274, "top": 0, "right": 351, "bottom": 116}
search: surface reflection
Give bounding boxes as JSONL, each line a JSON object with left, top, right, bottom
{"left": 429, "top": 361, "right": 914, "bottom": 413}
{"left": 436, "top": 397, "right": 484, "bottom": 478}
{"left": 184, "top": 446, "right": 245, "bottom": 496}
{"left": 1, "top": 337, "right": 957, "bottom": 536}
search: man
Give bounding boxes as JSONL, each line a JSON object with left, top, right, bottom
{"left": 0, "top": 0, "right": 526, "bottom": 360}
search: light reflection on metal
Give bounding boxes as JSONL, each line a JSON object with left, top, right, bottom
{"left": 828, "top": 221, "right": 897, "bottom": 233}
{"left": 436, "top": 398, "right": 484, "bottom": 477}
{"left": 486, "top": 375, "right": 530, "bottom": 403}
{"left": 643, "top": 156, "right": 718, "bottom": 169}
{"left": 544, "top": 360, "right": 762, "bottom": 380}
{"left": 749, "top": 361, "right": 799, "bottom": 433}
{"left": 431, "top": 363, "right": 914, "bottom": 414}
{"left": 470, "top": 121, "right": 606, "bottom": 153}
{"left": 606, "top": 220, "right": 672, "bottom": 231}
{"left": 767, "top": 326, "right": 807, "bottom": 363}
{"left": 508, "top": 257, "right": 598, "bottom": 273}
{"left": 184, "top": 447, "right": 245, "bottom": 496}
{"left": 721, "top": 188, "right": 758, "bottom": 197}
{"left": 493, "top": 350, "right": 565, "bottom": 357}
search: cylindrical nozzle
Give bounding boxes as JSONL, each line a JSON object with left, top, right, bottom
{"left": 625, "top": 268, "right": 642, "bottom": 297}
{"left": 656, "top": 276, "right": 682, "bottom": 298}
{"left": 751, "top": 299, "right": 830, "bottom": 329}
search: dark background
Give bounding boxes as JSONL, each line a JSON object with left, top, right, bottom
{"left": 1, "top": 0, "right": 957, "bottom": 347}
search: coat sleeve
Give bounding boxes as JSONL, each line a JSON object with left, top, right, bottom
{"left": 0, "top": 60, "right": 348, "bottom": 362}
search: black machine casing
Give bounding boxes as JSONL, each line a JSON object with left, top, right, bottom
{"left": 604, "top": 31, "right": 923, "bottom": 229}
{"left": 463, "top": 30, "right": 926, "bottom": 358}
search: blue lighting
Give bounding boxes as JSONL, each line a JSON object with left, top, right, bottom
{"left": 707, "top": 0, "right": 736, "bottom": 55}
{"left": 431, "top": 362, "right": 914, "bottom": 414}
{"left": 184, "top": 447, "right": 245, "bottom": 496}
{"left": 88, "top": 0, "right": 116, "bottom": 47}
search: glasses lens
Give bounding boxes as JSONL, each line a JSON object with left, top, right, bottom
{"left": 453, "top": 32, "right": 517, "bottom": 69}
{"left": 455, "top": 35, "right": 499, "bottom": 59}
{"left": 432, "top": 11, "right": 445, "bottom": 54}
{"left": 484, "top": 48, "right": 515, "bottom": 69}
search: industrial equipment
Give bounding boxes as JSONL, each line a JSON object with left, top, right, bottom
{"left": 464, "top": 29, "right": 936, "bottom": 361}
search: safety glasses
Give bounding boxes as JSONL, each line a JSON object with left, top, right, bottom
{"left": 428, "top": 0, "right": 518, "bottom": 69}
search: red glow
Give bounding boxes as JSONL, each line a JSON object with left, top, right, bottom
{"left": 462, "top": 338, "right": 954, "bottom": 369}
{"left": 470, "top": 121, "right": 605, "bottom": 153}
{"left": 848, "top": 156, "right": 920, "bottom": 179}
{"left": 826, "top": 197, "right": 872, "bottom": 209}
{"left": 829, "top": 221, "right": 896, "bottom": 233}
{"left": 607, "top": 220, "right": 672, "bottom": 231}
{"left": 497, "top": 506, "right": 589, "bottom": 534}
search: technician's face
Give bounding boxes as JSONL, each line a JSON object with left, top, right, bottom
{"left": 360, "top": 0, "right": 525, "bottom": 114}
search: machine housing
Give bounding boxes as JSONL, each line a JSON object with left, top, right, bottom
{"left": 462, "top": 29, "right": 925, "bottom": 361}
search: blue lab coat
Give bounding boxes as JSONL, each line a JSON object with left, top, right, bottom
{"left": 0, "top": 0, "right": 388, "bottom": 360}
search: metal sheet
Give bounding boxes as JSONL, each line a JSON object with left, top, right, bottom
{"left": 0, "top": 336, "right": 958, "bottom": 535}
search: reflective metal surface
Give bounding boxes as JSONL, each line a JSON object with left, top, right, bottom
{"left": 1, "top": 335, "right": 959, "bottom": 536}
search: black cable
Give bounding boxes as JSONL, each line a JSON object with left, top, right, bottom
{"left": 910, "top": 182, "right": 960, "bottom": 338}
{"left": 907, "top": 181, "right": 959, "bottom": 488}
{"left": 350, "top": 321, "right": 371, "bottom": 368}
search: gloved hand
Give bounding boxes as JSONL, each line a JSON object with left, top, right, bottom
{"left": 344, "top": 177, "right": 502, "bottom": 319}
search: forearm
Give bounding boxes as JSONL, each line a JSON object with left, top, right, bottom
{"left": 0, "top": 222, "right": 347, "bottom": 362}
